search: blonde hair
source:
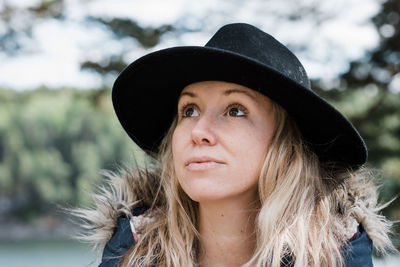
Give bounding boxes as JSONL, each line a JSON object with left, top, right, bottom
{"left": 115, "top": 103, "right": 394, "bottom": 266}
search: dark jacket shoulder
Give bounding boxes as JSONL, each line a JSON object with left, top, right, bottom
{"left": 99, "top": 206, "right": 148, "bottom": 267}
{"left": 99, "top": 212, "right": 373, "bottom": 267}
{"left": 342, "top": 225, "right": 373, "bottom": 267}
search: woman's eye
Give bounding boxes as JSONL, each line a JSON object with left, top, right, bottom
{"left": 226, "top": 104, "right": 247, "bottom": 117}
{"left": 181, "top": 105, "right": 199, "bottom": 118}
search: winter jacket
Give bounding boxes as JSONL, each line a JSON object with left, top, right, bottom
{"left": 98, "top": 207, "right": 373, "bottom": 267}
{"left": 75, "top": 169, "right": 388, "bottom": 267}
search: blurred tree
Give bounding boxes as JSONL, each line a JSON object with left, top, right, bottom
{"left": 0, "top": 0, "right": 64, "bottom": 55}
{"left": 0, "top": 88, "right": 141, "bottom": 221}
{"left": 312, "top": 0, "right": 400, "bottom": 235}
{"left": 79, "top": 18, "right": 175, "bottom": 79}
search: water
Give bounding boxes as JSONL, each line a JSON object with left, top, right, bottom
{"left": 0, "top": 240, "right": 99, "bottom": 267}
{"left": 374, "top": 255, "right": 400, "bottom": 267}
{"left": 0, "top": 239, "right": 399, "bottom": 267}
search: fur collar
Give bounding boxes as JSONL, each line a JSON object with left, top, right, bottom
{"left": 73, "top": 167, "right": 394, "bottom": 255}
{"left": 73, "top": 168, "right": 160, "bottom": 251}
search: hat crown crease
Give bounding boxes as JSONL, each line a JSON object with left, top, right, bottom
{"left": 205, "top": 23, "right": 311, "bottom": 89}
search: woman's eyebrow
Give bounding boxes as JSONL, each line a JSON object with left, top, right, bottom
{"left": 179, "top": 88, "right": 257, "bottom": 100}
{"left": 223, "top": 88, "right": 257, "bottom": 100}
{"left": 179, "top": 91, "right": 197, "bottom": 98}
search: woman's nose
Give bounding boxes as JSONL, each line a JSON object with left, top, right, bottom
{"left": 191, "top": 113, "right": 217, "bottom": 146}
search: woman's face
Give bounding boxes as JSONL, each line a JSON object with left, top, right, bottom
{"left": 172, "top": 81, "right": 275, "bottom": 203}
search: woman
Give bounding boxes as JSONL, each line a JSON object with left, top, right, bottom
{"left": 76, "top": 23, "right": 395, "bottom": 267}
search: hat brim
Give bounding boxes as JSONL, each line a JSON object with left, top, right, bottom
{"left": 112, "top": 46, "right": 367, "bottom": 168}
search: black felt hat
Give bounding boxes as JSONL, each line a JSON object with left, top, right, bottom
{"left": 112, "top": 23, "right": 367, "bottom": 168}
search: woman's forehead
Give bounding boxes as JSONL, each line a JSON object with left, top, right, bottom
{"left": 178, "top": 81, "right": 271, "bottom": 107}
{"left": 180, "top": 81, "right": 259, "bottom": 99}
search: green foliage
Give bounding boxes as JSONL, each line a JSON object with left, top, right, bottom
{"left": 0, "top": 87, "right": 142, "bottom": 220}
{"left": 313, "top": 0, "right": 400, "bottom": 237}
{"left": 80, "top": 20, "right": 175, "bottom": 78}
{"left": 90, "top": 17, "right": 173, "bottom": 48}
{"left": 0, "top": 0, "right": 64, "bottom": 55}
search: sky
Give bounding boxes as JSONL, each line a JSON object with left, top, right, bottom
{"left": 0, "top": 0, "right": 381, "bottom": 90}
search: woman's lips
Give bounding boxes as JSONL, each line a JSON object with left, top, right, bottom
{"left": 186, "top": 161, "right": 225, "bottom": 170}
{"left": 185, "top": 157, "right": 225, "bottom": 171}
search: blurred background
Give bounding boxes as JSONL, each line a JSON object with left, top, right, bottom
{"left": 0, "top": 0, "right": 399, "bottom": 266}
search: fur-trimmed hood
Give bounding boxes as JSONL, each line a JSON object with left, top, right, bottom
{"left": 73, "top": 167, "right": 161, "bottom": 252}
{"left": 72, "top": 166, "right": 396, "bottom": 259}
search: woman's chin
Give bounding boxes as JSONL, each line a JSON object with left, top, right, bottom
{"left": 182, "top": 185, "right": 232, "bottom": 203}
{"left": 182, "top": 184, "right": 254, "bottom": 204}
{"left": 183, "top": 189, "right": 224, "bottom": 202}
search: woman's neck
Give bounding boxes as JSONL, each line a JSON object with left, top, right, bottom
{"left": 197, "top": 197, "right": 259, "bottom": 267}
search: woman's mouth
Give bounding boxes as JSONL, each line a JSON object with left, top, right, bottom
{"left": 185, "top": 157, "right": 225, "bottom": 171}
{"left": 186, "top": 161, "right": 225, "bottom": 170}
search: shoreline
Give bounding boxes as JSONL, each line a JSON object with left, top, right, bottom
{"left": 0, "top": 215, "right": 80, "bottom": 241}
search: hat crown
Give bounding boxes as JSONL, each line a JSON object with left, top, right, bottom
{"left": 112, "top": 23, "right": 367, "bottom": 168}
{"left": 205, "top": 23, "right": 311, "bottom": 89}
